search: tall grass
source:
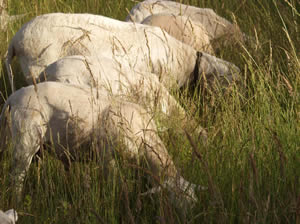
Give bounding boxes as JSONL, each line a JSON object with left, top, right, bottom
{"left": 0, "top": 0, "right": 299, "bottom": 223}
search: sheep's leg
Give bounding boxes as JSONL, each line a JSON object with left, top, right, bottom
{"left": 137, "top": 75, "right": 207, "bottom": 141}
{"left": 105, "top": 103, "right": 197, "bottom": 205}
{"left": 108, "top": 103, "right": 177, "bottom": 176}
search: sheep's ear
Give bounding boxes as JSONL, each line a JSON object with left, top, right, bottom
{"left": 195, "top": 51, "right": 203, "bottom": 75}
{"left": 196, "top": 51, "right": 203, "bottom": 59}
{"left": 190, "top": 51, "right": 203, "bottom": 86}
{"left": 5, "top": 209, "right": 18, "bottom": 222}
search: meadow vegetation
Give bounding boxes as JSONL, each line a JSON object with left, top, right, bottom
{"left": 0, "top": 0, "right": 299, "bottom": 223}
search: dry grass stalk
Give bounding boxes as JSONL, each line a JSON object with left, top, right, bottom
{"left": 121, "top": 179, "right": 135, "bottom": 224}
{"left": 185, "top": 131, "right": 224, "bottom": 209}
{"left": 90, "top": 210, "right": 106, "bottom": 224}
{"left": 262, "top": 194, "right": 271, "bottom": 223}
{"left": 267, "top": 128, "right": 287, "bottom": 178}
{"left": 248, "top": 153, "right": 259, "bottom": 217}
{"left": 249, "top": 153, "right": 259, "bottom": 187}
{"left": 281, "top": 75, "right": 293, "bottom": 96}
{"left": 296, "top": 195, "right": 300, "bottom": 224}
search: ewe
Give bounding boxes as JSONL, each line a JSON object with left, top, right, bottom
{"left": 0, "top": 82, "right": 198, "bottom": 207}
{"left": 6, "top": 13, "right": 240, "bottom": 92}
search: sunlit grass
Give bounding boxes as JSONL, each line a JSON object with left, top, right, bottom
{"left": 0, "top": 0, "right": 299, "bottom": 223}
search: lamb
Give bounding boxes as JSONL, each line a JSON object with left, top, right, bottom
{"left": 38, "top": 55, "right": 183, "bottom": 112}
{"left": 126, "top": 0, "right": 247, "bottom": 43}
{"left": 5, "top": 13, "right": 240, "bottom": 92}
{"left": 0, "top": 82, "right": 198, "bottom": 207}
{"left": 141, "top": 13, "right": 214, "bottom": 54}
{"left": 0, "top": 209, "right": 18, "bottom": 224}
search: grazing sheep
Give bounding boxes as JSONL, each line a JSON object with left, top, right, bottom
{"left": 141, "top": 13, "right": 214, "bottom": 54}
{"left": 41, "top": 56, "right": 168, "bottom": 105}
{"left": 0, "top": 82, "right": 198, "bottom": 207}
{"left": 39, "top": 55, "right": 208, "bottom": 140}
{"left": 0, "top": 0, "right": 25, "bottom": 31}
{"left": 126, "top": 0, "right": 247, "bottom": 42}
{"left": 6, "top": 13, "right": 240, "bottom": 92}
{"left": 0, "top": 209, "right": 18, "bottom": 224}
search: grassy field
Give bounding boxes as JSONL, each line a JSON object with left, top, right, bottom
{"left": 0, "top": 0, "right": 299, "bottom": 223}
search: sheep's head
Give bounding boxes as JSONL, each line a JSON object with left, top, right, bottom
{"left": 195, "top": 51, "right": 240, "bottom": 89}
{"left": 141, "top": 175, "right": 199, "bottom": 209}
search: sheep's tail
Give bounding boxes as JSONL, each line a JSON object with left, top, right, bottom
{"left": 0, "top": 99, "right": 11, "bottom": 156}
{"left": 5, "top": 42, "right": 16, "bottom": 93}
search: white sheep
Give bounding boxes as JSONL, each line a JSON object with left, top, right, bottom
{"left": 5, "top": 13, "right": 240, "bottom": 92}
{"left": 141, "top": 13, "right": 214, "bottom": 54}
{"left": 0, "top": 82, "right": 198, "bottom": 207}
{"left": 0, "top": 209, "right": 18, "bottom": 224}
{"left": 38, "top": 55, "right": 208, "bottom": 142}
{"left": 126, "top": 0, "right": 246, "bottom": 42}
